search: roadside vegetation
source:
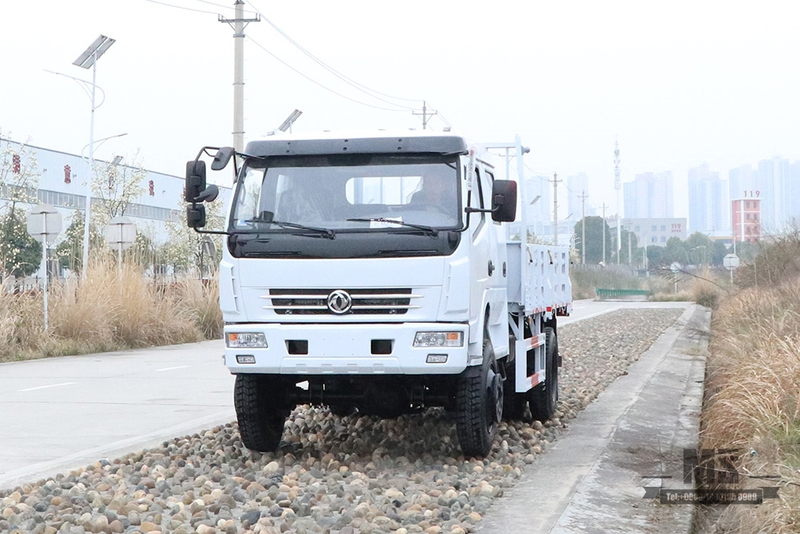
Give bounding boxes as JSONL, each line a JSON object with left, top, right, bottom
{"left": 697, "top": 228, "right": 800, "bottom": 532}
{"left": 570, "top": 263, "right": 727, "bottom": 307}
{"left": 568, "top": 216, "right": 735, "bottom": 306}
{"left": 0, "top": 260, "right": 222, "bottom": 362}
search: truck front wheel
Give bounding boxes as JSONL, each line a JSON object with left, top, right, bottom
{"left": 456, "top": 337, "right": 503, "bottom": 457}
{"left": 234, "top": 374, "right": 290, "bottom": 452}
{"left": 530, "top": 327, "right": 558, "bottom": 422}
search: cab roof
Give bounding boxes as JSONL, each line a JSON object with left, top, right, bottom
{"left": 244, "top": 130, "right": 469, "bottom": 158}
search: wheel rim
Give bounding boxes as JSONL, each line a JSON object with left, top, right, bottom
{"left": 486, "top": 365, "right": 503, "bottom": 425}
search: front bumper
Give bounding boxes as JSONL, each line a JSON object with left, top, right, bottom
{"left": 224, "top": 322, "right": 469, "bottom": 375}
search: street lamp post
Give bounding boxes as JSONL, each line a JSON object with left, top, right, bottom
{"left": 73, "top": 35, "right": 116, "bottom": 277}
{"left": 690, "top": 245, "right": 707, "bottom": 267}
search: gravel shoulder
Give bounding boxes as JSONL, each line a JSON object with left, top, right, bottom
{"left": 1, "top": 306, "right": 687, "bottom": 534}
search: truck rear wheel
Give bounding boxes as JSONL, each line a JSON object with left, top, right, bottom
{"left": 456, "top": 337, "right": 502, "bottom": 457}
{"left": 234, "top": 374, "right": 289, "bottom": 452}
{"left": 530, "top": 327, "right": 558, "bottom": 422}
{"left": 328, "top": 404, "right": 356, "bottom": 417}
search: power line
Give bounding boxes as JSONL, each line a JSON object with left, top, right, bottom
{"left": 146, "top": 0, "right": 448, "bottom": 121}
{"left": 143, "top": 0, "right": 219, "bottom": 15}
{"left": 246, "top": 36, "right": 411, "bottom": 112}
{"left": 433, "top": 110, "right": 453, "bottom": 129}
{"left": 245, "top": 0, "right": 422, "bottom": 110}
{"left": 524, "top": 163, "right": 553, "bottom": 182}
{"left": 192, "top": 0, "right": 258, "bottom": 13}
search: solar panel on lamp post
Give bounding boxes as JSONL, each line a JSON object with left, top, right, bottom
{"left": 73, "top": 35, "right": 116, "bottom": 278}
{"left": 278, "top": 109, "right": 303, "bottom": 133}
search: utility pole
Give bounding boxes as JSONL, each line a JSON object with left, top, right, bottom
{"left": 412, "top": 101, "right": 437, "bottom": 130}
{"left": 600, "top": 202, "right": 609, "bottom": 265}
{"left": 551, "top": 172, "right": 562, "bottom": 245}
{"left": 220, "top": 1, "right": 260, "bottom": 152}
{"left": 614, "top": 137, "right": 621, "bottom": 264}
{"left": 628, "top": 223, "right": 632, "bottom": 266}
{"left": 579, "top": 190, "right": 589, "bottom": 264}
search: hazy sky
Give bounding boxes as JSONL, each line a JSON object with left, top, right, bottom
{"left": 2, "top": 0, "right": 799, "bottom": 218}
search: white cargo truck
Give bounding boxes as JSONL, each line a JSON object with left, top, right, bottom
{"left": 185, "top": 131, "right": 571, "bottom": 457}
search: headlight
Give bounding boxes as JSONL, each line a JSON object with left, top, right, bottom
{"left": 226, "top": 332, "right": 268, "bottom": 348}
{"left": 413, "top": 331, "right": 463, "bottom": 347}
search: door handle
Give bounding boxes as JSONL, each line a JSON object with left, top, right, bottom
{"left": 488, "top": 260, "right": 495, "bottom": 276}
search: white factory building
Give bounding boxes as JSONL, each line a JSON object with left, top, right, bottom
{"left": 0, "top": 137, "right": 228, "bottom": 245}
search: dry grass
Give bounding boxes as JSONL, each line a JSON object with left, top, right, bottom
{"left": 0, "top": 260, "right": 221, "bottom": 362}
{"left": 0, "top": 283, "right": 48, "bottom": 360}
{"left": 700, "top": 278, "right": 800, "bottom": 532}
{"left": 570, "top": 268, "right": 647, "bottom": 300}
{"left": 171, "top": 276, "right": 223, "bottom": 340}
{"left": 650, "top": 267, "right": 728, "bottom": 308}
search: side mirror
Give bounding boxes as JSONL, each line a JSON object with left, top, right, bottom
{"left": 211, "top": 147, "right": 235, "bottom": 171}
{"left": 491, "top": 180, "right": 517, "bottom": 222}
{"left": 187, "top": 204, "right": 207, "bottom": 228}
{"left": 195, "top": 184, "right": 219, "bottom": 203}
{"left": 185, "top": 160, "right": 206, "bottom": 202}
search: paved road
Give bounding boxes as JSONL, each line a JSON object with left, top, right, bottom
{"left": 560, "top": 298, "right": 690, "bottom": 327}
{"left": 0, "top": 299, "right": 694, "bottom": 492}
{"left": 0, "top": 341, "right": 233, "bottom": 489}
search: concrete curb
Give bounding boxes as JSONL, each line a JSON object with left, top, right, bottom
{"left": 478, "top": 304, "right": 710, "bottom": 533}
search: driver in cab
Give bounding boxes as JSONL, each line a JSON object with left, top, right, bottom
{"left": 408, "top": 173, "right": 458, "bottom": 221}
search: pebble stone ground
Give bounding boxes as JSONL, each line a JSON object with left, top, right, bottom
{"left": 0, "top": 308, "right": 684, "bottom": 534}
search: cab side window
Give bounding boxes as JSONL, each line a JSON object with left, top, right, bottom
{"left": 474, "top": 168, "right": 485, "bottom": 209}
{"left": 470, "top": 166, "right": 486, "bottom": 236}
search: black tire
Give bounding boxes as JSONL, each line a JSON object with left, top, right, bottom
{"left": 456, "top": 337, "right": 503, "bottom": 457}
{"left": 234, "top": 374, "right": 289, "bottom": 452}
{"left": 328, "top": 404, "right": 356, "bottom": 417}
{"left": 530, "top": 327, "right": 558, "bottom": 422}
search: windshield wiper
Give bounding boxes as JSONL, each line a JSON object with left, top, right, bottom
{"left": 244, "top": 219, "right": 335, "bottom": 239}
{"left": 347, "top": 217, "right": 439, "bottom": 237}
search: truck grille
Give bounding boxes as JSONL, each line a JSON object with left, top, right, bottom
{"left": 264, "top": 288, "right": 420, "bottom": 315}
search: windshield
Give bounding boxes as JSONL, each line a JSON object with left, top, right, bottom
{"left": 230, "top": 155, "right": 461, "bottom": 233}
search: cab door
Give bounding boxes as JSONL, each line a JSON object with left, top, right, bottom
{"left": 467, "top": 163, "right": 500, "bottom": 358}
{"left": 482, "top": 169, "right": 509, "bottom": 357}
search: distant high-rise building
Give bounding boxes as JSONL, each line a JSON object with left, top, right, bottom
{"left": 788, "top": 162, "right": 800, "bottom": 223}
{"left": 688, "top": 163, "right": 729, "bottom": 234}
{"left": 728, "top": 164, "right": 758, "bottom": 201}
{"left": 757, "top": 157, "right": 790, "bottom": 232}
{"left": 623, "top": 181, "right": 636, "bottom": 218}
{"left": 622, "top": 171, "right": 673, "bottom": 219}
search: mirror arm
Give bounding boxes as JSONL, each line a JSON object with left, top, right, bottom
{"left": 192, "top": 226, "right": 231, "bottom": 236}
{"left": 194, "top": 146, "right": 221, "bottom": 163}
{"left": 464, "top": 206, "right": 501, "bottom": 214}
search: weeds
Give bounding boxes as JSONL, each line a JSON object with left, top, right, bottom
{"left": 700, "top": 277, "right": 800, "bottom": 532}
{"left": 0, "top": 259, "right": 221, "bottom": 362}
{"left": 734, "top": 226, "right": 800, "bottom": 289}
{"left": 570, "top": 267, "right": 645, "bottom": 300}
{"left": 572, "top": 265, "right": 719, "bottom": 306}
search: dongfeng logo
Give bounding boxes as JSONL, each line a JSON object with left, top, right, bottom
{"left": 327, "top": 290, "right": 352, "bottom": 314}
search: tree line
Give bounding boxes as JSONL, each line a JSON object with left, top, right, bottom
{"left": 572, "top": 216, "right": 756, "bottom": 269}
